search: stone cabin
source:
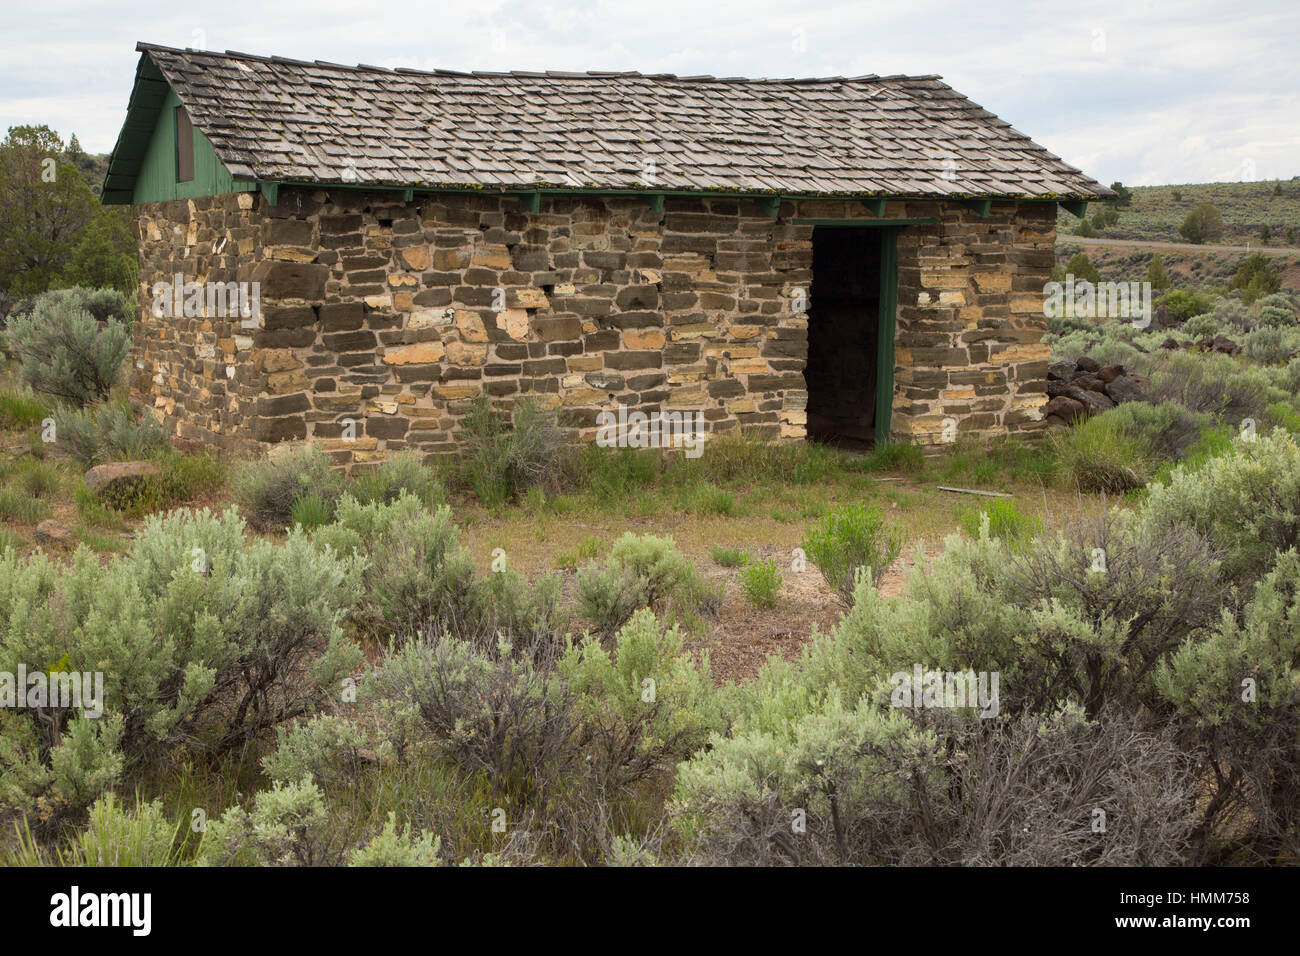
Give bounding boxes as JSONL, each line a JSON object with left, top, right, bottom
{"left": 103, "top": 41, "right": 1111, "bottom": 470}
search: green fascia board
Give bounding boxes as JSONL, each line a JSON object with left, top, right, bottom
{"left": 875, "top": 229, "right": 900, "bottom": 446}
{"left": 793, "top": 217, "right": 939, "bottom": 227}
{"left": 1062, "top": 200, "right": 1089, "bottom": 219}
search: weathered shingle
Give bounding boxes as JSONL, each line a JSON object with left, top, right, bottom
{"left": 135, "top": 41, "right": 1112, "bottom": 199}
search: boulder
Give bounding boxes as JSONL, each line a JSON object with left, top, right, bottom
{"left": 1098, "top": 364, "right": 1125, "bottom": 383}
{"left": 1075, "top": 355, "right": 1102, "bottom": 374}
{"left": 1161, "top": 337, "right": 1180, "bottom": 350}
{"left": 1042, "top": 395, "right": 1087, "bottom": 423}
{"left": 1047, "top": 361, "right": 1075, "bottom": 382}
{"left": 1212, "top": 335, "right": 1240, "bottom": 355}
{"left": 85, "top": 461, "right": 160, "bottom": 497}
{"left": 1105, "top": 375, "right": 1145, "bottom": 404}
{"left": 1046, "top": 379, "right": 1070, "bottom": 398}
{"left": 1065, "top": 386, "right": 1116, "bottom": 413}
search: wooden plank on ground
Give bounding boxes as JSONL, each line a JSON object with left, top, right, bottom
{"left": 936, "top": 486, "right": 1014, "bottom": 498}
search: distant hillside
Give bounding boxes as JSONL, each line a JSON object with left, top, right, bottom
{"left": 1057, "top": 179, "right": 1300, "bottom": 247}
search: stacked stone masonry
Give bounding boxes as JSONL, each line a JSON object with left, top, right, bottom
{"left": 131, "top": 189, "right": 1056, "bottom": 471}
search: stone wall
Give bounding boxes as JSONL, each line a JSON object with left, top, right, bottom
{"left": 892, "top": 200, "right": 1057, "bottom": 443}
{"left": 131, "top": 189, "right": 1055, "bottom": 468}
{"left": 133, "top": 193, "right": 266, "bottom": 451}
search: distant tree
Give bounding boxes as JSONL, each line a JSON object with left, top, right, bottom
{"left": 1288, "top": 227, "right": 1297, "bottom": 246}
{"left": 1108, "top": 181, "right": 1134, "bottom": 207}
{"left": 1171, "top": 189, "right": 1183, "bottom": 202}
{"left": 1260, "top": 225, "right": 1271, "bottom": 243}
{"left": 1146, "top": 254, "right": 1172, "bottom": 291}
{"left": 1075, "top": 219, "right": 1097, "bottom": 238}
{"left": 1229, "top": 254, "right": 1281, "bottom": 305}
{"left": 1064, "top": 252, "right": 1101, "bottom": 285}
{"left": 1274, "top": 181, "right": 1283, "bottom": 196}
{"left": 1179, "top": 204, "right": 1223, "bottom": 244}
{"left": 0, "top": 125, "right": 99, "bottom": 300}
{"left": 61, "top": 206, "right": 137, "bottom": 299}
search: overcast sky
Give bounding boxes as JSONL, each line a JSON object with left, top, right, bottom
{"left": 1, "top": 0, "right": 1295, "bottom": 187}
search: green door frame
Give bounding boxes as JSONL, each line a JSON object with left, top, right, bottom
{"left": 799, "top": 220, "right": 907, "bottom": 447}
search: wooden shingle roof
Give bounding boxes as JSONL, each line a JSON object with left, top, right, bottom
{"left": 110, "top": 41, "right": 1113, "bottom": 201}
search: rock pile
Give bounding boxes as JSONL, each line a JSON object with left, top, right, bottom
{"left": 1041, "top": 355, "right": 1147, "bottom": 426}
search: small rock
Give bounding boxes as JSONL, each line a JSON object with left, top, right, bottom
{"left": 35, "top": 520, "right": 75, "bottom": 546}
{"left": 1161, "top": 337, "right": 1180, "bottom": 350}
{"left": 1212, "top": 335, "right": 1240, "bottom": 355}
{"left": 1098, "top": 364, "right": 1126, "bottom": 383}
{"left": 1046, "top": 379, "right": 1070, "bottom": 398}
{"left": 85, "top": 461, "right": 161, "bottom": 497}
{"left": 1075, "top": 355, "right": 1102, "bottom": 374}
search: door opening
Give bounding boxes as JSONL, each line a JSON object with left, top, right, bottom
{"left": 806, "top": 227, "right": 884, "bottom": 448}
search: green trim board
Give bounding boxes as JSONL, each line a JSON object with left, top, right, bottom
{"left": 874, "top": 229, "right": 899, "bottom": 446}
{"left": 794, "top": 217, "right": 938, "bottom": 227}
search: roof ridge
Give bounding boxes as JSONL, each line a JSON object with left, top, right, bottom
{"left": 134, "top": 41, "right": 933, "bottom": 84}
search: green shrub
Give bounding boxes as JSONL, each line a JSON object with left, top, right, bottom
{"left": 1103, "top": 400, "right": 1211, "bottom": 462}
{"left": 577, "top": 533, "right": 710, "bottom": 636}
{"left": 1156, "top": 549, "right": 1300, "bottom": 862}
{"left": 0, "top": 506, "right": 365, "bottom": 816}
{"left": 458, "top": 395, "right": 566, "bottom": 506}
{"left": 1242, "top": 326, "right": 1295, "bottom": 364}
{"left": 1141, "top": 430, "right": 1300, "bottom": 589}
{"left": 234, "top": 445, "right": 343, "bottom": 530}
{"left": 199, "top": 776, "right": 338, "bottom": 866}
{"left": 561, "top": 607, "right": 722, "bottom": 762}
{"left": 1181, "top": 313, "right": 1218, "bottom": 339}
{"left": 349, "top": 451, "right": 444, "bottom": 508}
{"left": 60, "top": 792, "right": 181, "bottom": 866}
{"left": 1160, "top": 289, "right": 1214, "bottom": 322}
{"left": 710, "top": 546, "right": 749, "bottom": 567}
{"left": 1229, "top": 254, "right": 1281, "bottom": 304}
{"left": 1145, "top": 350, "right": 1272, "bottom": 423}
{"left": 348, "top": 814, "right": 442, "bottom": 866}
{"left": 802, "top": 502, "right": 904, "bottom": 605}
{"left": 4, "top": 293, "right": 132, "bottom": 405}
{"left": 1050, "top": 414, "right": 1150, "bottom": 493}
{"left": 740, "top": 559, "right": 782, "bottom": 608}
{"left": 52, "top": 400, "right": 167, "bottom": 465}
{"left": 1256, "top": 292, "right": 1299, "bottom": 328}
{"left": 959, "top": 498, "right": 1041, "bottom": 545}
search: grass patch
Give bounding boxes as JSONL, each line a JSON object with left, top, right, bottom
{"left": 0, "top": 390, "right": 49, "bottom": 430}
{"left": 711, "top": 546, "right": 749, "bottom": 567}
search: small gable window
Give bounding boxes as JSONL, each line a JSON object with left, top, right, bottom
{"left": 175, "top": 106, "right": 194, "bottom": 183}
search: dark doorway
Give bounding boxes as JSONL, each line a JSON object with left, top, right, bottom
{"left": 806, "top": 227, "right": 883, "bottom": 448}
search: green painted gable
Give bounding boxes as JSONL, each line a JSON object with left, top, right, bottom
{"left": 131, "top": 88, "right": 241, "bottom": 203}
{"left": 102, "top": 52, "right": 254, "bottom": 205}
